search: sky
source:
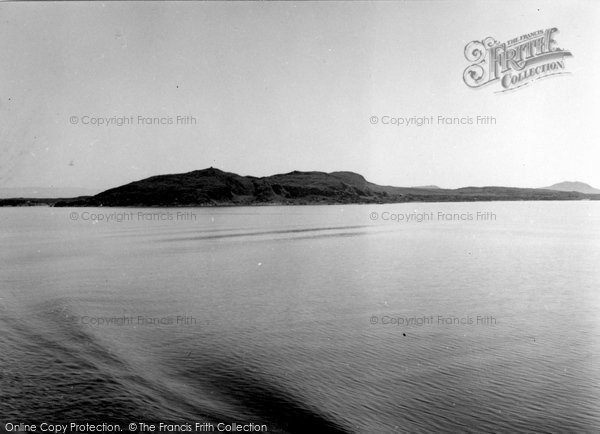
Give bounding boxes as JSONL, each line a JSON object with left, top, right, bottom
{"left": 1, "top": 0, "right": 599, "bottom": 192}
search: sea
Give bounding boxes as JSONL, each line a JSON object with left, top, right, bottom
{"left": 1, "top": 202, "right": 599, "bottom": 433}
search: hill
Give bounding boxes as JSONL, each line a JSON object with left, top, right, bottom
{"left": 543, "top": 181, "right": 600, "bottom": 194}
{"left": 3, "top": 168, "right": 600, "bottom": 207}
{"left": 33, "top": 168, "right": 600, "bottom": 207}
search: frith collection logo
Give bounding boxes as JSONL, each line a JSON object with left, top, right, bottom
{"left": 463, "top": 28, "right": 572, "bottom": 92}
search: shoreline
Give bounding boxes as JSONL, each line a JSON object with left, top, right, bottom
{"left": 2, "top": 196, "right": 599, "bottom": 208}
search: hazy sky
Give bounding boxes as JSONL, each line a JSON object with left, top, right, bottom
{"left": 1, "top": 1, "right": 598, "bottom": 191}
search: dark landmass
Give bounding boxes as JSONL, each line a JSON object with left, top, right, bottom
{"left": 0, "top": 196, "right": 92, "bottom": 207}
{"left": 544, "top": 181, "right": 600, "bottom": 194}
{"left": 2, "top": 168, "right": 599, "bottom": 207}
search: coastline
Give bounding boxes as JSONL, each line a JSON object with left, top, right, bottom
{"left": 2, "top": 195, "right": 599, "bottom": 208}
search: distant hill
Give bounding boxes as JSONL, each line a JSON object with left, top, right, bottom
{"left": 543, "top": 181, "right": 600, "bottom": 194}
{"left": 47, "top": 168, "right": 600, "bottom": 207}
{"left": 411, "top": 185, "right": 441, "bottom": 189}
{"left": 3, "top": 168, "right": 599, "bottom": 207}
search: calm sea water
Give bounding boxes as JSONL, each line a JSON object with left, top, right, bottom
{"left": 1, "top": 202, "right": 599, "bottom": 433}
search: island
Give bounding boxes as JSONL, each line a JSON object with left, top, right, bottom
{"left": 1, "top": 167, "right": 599, "bottom": 207}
